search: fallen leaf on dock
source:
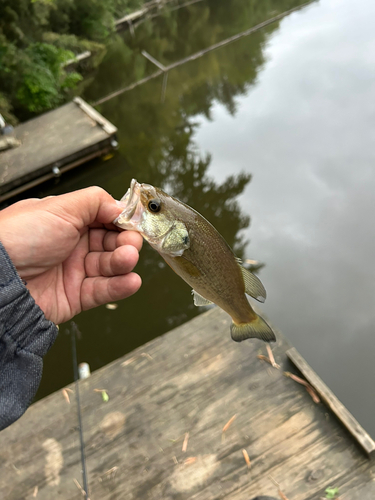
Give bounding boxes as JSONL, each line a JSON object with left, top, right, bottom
{"left": 325, "top": 486, "right": 340, "bottom": 498}
{"left": 182, "top": 432, "right": 189, "bottom": 452}
{"left": 284, "top": 372, "right": 320, "bottom": 403}
{"left": 94, "top": 389, "right": 109, "bottom": 402}
{"left": 242, "top": 449, "right": 251, "bottom": 469}
{"left": 184, "top": 457, "right": 197, "bottom": 465}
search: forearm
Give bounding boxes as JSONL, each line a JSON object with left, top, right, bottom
{"left": 0, "top": 242, "right": 58, "bottom": 430}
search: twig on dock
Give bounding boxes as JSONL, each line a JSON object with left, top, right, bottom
{"left": 269, "top": 476, "right": 290, "bottom": 500}
{"left": 222, "top": 414, "right": 237, "bottom": 433}
{"left": 121, "top": 352, "right": 153, "bottom": 366}
{"left": 257, "top": 346, "right": 280, "bottom": 369}
{"left": 172, "top": 456, "right": 178, "bottom": 465}
{"left": 11, "top": 464, "right": 21, "bottom": 474}
{"left": 242, "top": 449, "right": 251, "bottom": 470}
{"left": 184, "top": 457, "right": 197, "bottom": 465}
{"left": 104, "top": 466, "right": 118, "bottom": 479}
{"left": 182, "top": 432, "right": 189, "bottom": 452}
{"left": 32, "top": 486, "right": 38, "bottom": 497}
{"left": 284, "top": 372, "right": 320, "bottom": 403}
{"left": 257, "top": 354, "right": 273, "bottom": 364}
{"left": 73, "top": 478, "right": 90, "bottom": 498}
{"left": 266, "top": 344, "right": 280, "bottom": 369}
{"left": 62, "top": 388, "right": 73, "bottom": 404}
{"left": 141, "top": 352, "right": 153, "bottom": 361}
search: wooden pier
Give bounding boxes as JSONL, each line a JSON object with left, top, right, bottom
{"left": 0, "top": 97, "right": 117, "bottom": 202}
{"left": 0, "top": 307, "right": 374, "bottom": 499}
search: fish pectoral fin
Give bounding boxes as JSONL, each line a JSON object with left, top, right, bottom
{"left": 230, "top": 315, "right": 275, "bottom": 343}
{"left": 192, "top": 290, "right": 214, "bottom": 307}
{"left": 240, "top": 266, "right": 267, "bottom": 303}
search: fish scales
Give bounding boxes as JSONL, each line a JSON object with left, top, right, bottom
{"left": 163, "top": 214, "right": 254, "bottom": 325}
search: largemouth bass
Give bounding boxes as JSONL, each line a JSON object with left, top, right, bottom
{"left": 114, "top": 179, "right": 275, "bottom": 343}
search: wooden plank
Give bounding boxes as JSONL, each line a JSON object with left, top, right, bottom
{"left": 287, "top": 346, "right": 375, "bottom": 457}
{"left": 115, "top": 8, "right": 148, "bottom": 25}
{"left": 141, "top": 50, "right": 167, "bottom": 71}
{"left": 73, "top": 97, "right": 117, "bottom": 135}
{"left": 63, "top": 50, "right": 91, "bottom": 68}
{"left": 0, "top": 99, "right": 117, "bottom": 199}
{"left": 0, "top": 308, "right": 374, "bottom": 499}
{"left": 0, "top": 143, "right": 113, "bottom": 203}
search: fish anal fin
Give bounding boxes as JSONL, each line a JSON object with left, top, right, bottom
{"left": 240, "top": 266, "right": 266, "bottom": 303}
{"left": 230, "top": 315, "right": 275, "bottom": 343}
{"left": 192, "top": 290, "right": 214, "bottom": 307}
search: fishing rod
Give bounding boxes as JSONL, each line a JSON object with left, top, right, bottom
{"left": 70, "top": 322, "right": 90, "bottom": 500}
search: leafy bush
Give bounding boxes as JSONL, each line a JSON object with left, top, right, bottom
{"left": 0, "top": 0, "right": 143, "bottom": 120}
{"left": 16, "top": 43, "right": 82, "bottom": 113}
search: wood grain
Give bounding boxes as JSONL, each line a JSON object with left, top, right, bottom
{"left": 0, "top": 308, "right": 374, "bottom": 499}
{"left": 287, "top": 346, "right": 375, "bottom": 457}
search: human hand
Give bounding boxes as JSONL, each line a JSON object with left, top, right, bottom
{"left": 0, "top": 187, "right": 142, "bottom": 324}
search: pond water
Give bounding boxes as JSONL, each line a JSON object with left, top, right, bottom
{"left": 25, "top": 0, "right": 375, "bottom": 435}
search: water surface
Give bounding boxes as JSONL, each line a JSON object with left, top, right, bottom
{"left": 25, "top": 0, "right": 375, "bottom": 435}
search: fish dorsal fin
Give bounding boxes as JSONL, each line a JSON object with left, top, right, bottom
{"left": 192, "top": 290, "right": 214, "bottom": 307}
{"left": 240, "top": 266, "right": 266, "bottom": 303}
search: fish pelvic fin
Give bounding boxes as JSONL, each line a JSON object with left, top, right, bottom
{"left": 192, "top": 289, "right": 214, "bottom": 306}
{"left": 230, "top": 315, "right": 276, "bottom": 343}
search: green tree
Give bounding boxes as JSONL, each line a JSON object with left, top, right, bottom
{"left": 0, "top": 0, "right": 142, "bottom": 120}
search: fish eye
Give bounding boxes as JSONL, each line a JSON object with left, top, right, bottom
{"left": 148, "top": 199, "right": 161, "bottom": 213}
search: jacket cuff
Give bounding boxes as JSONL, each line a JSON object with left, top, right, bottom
{"left": 0, "top": 241, "right": 59, "bottom": 430}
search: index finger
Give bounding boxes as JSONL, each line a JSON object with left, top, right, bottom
{"left": 43, "top": 186, "right": 124, "bottom": 230}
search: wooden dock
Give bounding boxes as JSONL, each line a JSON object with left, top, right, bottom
{"left": 0, "top": 307, "right": 374, "bottom": 499}
{"left": 0, "top": 97, "right": 117, "bottom": 202}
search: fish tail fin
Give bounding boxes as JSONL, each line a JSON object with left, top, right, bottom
{"left": 230, "top": 314, "right": 276, "bottom": 343}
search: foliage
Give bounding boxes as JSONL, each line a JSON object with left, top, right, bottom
{"left": 0, "top": 92, "right": 18, "bottom": 126}
{"left": 0, "top": 0, "right": 142, "bottom": 121}
{"left": 325, "top": 487, "right": 340, "bottom": 499}
{"left": 16, "top": 43, "right": 82, "bottom": 113}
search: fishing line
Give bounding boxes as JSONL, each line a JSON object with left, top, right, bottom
{"left": 71, "top": 321, "right": 90, "bottom": 500}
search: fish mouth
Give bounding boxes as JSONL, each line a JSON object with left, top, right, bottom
{"left": 113, "top": 178, "right": 142, "bottom": 228}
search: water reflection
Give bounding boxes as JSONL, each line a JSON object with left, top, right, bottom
{"left": 34, "top": 0, "right": 312, "bottom": 402}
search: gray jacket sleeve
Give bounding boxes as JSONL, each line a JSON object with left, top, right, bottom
{"left": 0, "top": 242, "right": 58, "bottom": 430}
